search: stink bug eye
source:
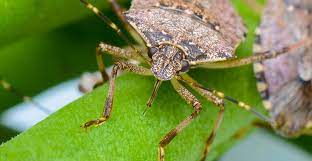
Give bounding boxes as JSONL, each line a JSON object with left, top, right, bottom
{"left": 148, "top": 47, "right": 158, "bottom": 58}
{"left": 180, "top": 60, "right": 190, "bottom": 73}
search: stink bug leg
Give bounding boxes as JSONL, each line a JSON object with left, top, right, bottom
{"left": 178, "top": 74, "right": 273, "bottom": 160}
{"left": 81, "top": 61, "right": 152, "bottom": 128}
{"left": 196, "top": 39, "right": 309, "bottom": 69}
{"left": 79, "top": 0, "right": 150, "bottom": 92}
{"left": 79, "top": 0, "right": 155, "bottom": 128}
{"left": 80, "top": 0, "right": 149, "bottom": 64}
{"left": 157, "top": 78, "right": 202, "bottom": 161}
{"left": 78, "top": 43, "right": 145, "bottom": 93}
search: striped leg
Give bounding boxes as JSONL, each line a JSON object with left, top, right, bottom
{"left": 96, "top": 43, "right": 144, "bottom": 81}
{"left": 177, "top": 74, "right": 270, "bottom": 159}
{"left": 81, "top": 61, "right": 152, "bottom": 128}
{"left": 79, "top": 0, "right": 149, "bottom": 63}
{"left": 197, "top": 39, "right": 308, "bottom": 69}
{"left": 158, "top": 79, "right": 202, "bottom": 161}
{"left": 0, "top": 76, "right": 51, "bottom": 114}
{"left": 177, "top": 75, "right": 225, "bottom": 160}
{"left": 108, "top": 0, "right": 130, "bottom": 30}
{"left": 200, "top": 106, "right": 224, "bottom": 161}
{"left": 179, "top": 74, "right": 273, "bottom": 124}
{"left": 108, "top": 0, "right": 148, "bottom": 57}
{"left": 78, "top": 43, "right": 144, "bottom": 93}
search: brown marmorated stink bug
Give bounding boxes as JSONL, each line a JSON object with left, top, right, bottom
{"left": 253, "top": 0, "right": 312, "bottom": 137}
{"left": 79, "top": 0, "right": 309, "bottom": 160}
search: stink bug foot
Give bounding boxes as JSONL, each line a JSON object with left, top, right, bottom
{"left": 80, "top": 60, "right": 152, "bottom": 129}
{"left": 81, "top": 116, "right": 108, "bottom": 129}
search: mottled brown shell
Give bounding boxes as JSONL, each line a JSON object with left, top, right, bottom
{"left": 254, "top": 0, "right": 312, "bottom": 137}
{"left": 130, "top": 0, "right": 159, "bottom": 9}
{"left": 131, "top": 0, "right": 247, "bottom": 45}
{"left": 127, "top": 0, "right": 246, "bottom": 65}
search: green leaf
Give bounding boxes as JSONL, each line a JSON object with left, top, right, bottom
{"left": 0, "top": 67, "right": 262, "bottom": 161}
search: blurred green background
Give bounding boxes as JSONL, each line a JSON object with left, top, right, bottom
{"left": 0, "top": 0, "right": 129, "bottom": 112}
{"left": 0, "top": 0, "right": 127, "bottom": 143}
{"left": 0, "top": 0, "right": 311, "bottom": 160}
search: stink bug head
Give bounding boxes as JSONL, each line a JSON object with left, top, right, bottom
{"left": 149, "top": 44, "right": 188, "bottom": 80}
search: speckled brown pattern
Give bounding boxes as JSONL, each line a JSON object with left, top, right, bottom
{"left": 130, "top": 0, "right": 159, "bottom": 9}
{"left": 125, "top": 8, "right": 234, "bottom": 62}
{"left": 158, "top": 0, "right": 247, "bottom": 46}
{"left": 254, "top": 0, "right": 312, "bottom": 137}
{"left": 130, "top": 0, "right": 246, "bottom": 49}
{"left": 125, "top": 0, "right": 246, "bottom": 80}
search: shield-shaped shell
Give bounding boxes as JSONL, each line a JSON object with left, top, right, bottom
{"left": 126, "top": 0, "right": 246, "bottom": 80}
{"left": 125, "top": 0, "right": 246, "bottom": 64}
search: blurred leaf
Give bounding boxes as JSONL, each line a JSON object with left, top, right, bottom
{"left": 256, "top": 128, "right": 312, "bottom": 154}
{"left": 0, "top": 125, "right": 18, "bottom": 144}
{"left": 289, "top": 136, "right": 312, "bottom": 153}
{"left": 0, "top": 14, "right": 125, "bottom": 111}
{"left": 0, "top": 0, "right": 129, "bottom": 47}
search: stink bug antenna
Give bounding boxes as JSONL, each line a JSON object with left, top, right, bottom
{"left": 177, "top": 75, "right": 274, "bottom": 124}
{"left": 0, "top": 76, "right": 52, "bottom": 114}
{"left": 200, "top": 86, "right": 273, "bottom": 124}
{"left": 143, "top": 79, "right": 162, "bottom": 116}
{"left": 80, "top": 0, "right": 150, "bottom": 64}
{"left": 223, "top": 95, "right": 274, "bottom": 124}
